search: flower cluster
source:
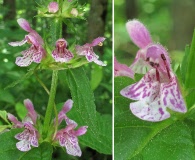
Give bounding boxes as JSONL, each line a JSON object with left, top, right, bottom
{"left": 8, "top": 99, "right": 39, "bottom": 151}
{"left": 118, "top": 20, "right": 187, "bottom": 122}
{"left": 9, "top": 18, "right": 106, "bottom": 67}
{"left": 53, "top": 99, "right": 88, "bottom": 157}
{"left": 7, "top": 99, "right": 87, "bottom": 157}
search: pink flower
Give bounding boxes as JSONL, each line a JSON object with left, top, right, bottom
{"left": 54, "top": 99, "right": 88, "bottom": 157}
{"left": 126, "top": 20, "right": 171, "bottom": 76}
{"left": 52, "top": 38, "right": 74, "bottom": 63}
{"left": 114, "top": 57, "right": 134, "bottom": 78}
{"left": 121, "top": 69, "right": 187, "bottom": 121}
{"left": 120, "top": 20, "right": 187, "bottom": 121}
{"left": 9, "top": 18, "right": 45, "bottom": 67}
{"left": 76, "top": 37, "right": 106, "bottom": 66}
{"left": 8, "top": 99, "right": 39, "bottom": 151}
{"left": 15, "top": 122, "right": 38, "bottom": 151}
{"left": 48, "top": 2, "right": 59, "bottom": 13}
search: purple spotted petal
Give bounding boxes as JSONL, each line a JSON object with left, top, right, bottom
{"left": 114, "top": 57, "right": 134, "bottom": 78}
{"left": 32, "top": 49, "right": 44, "bottom": 63}
{"left": 126, "top": 20, "right": 152, "bottom": 48}
{"left": 91, "top": 37, "right": 105, "bottom": 46}
{"left": 8, "top": 39, "right": 27, "bottom": 47}
{"left": 15, "top": 52, "right": 33, "bottom": 67}
{"left": 161, "top": 75, "right": 187, "bottom": 113}
{"left": 146, "top": 44, "right": 171, "bottom": 73}
{"left": 85, "top": 50, "right": 98, "bottom": 62}
{"left": 16, "top": 140, "right": 31, "bottom": 151}
{"left": 120, "top": 69, "right": 159, "bottom": 101}
{"left": 30, "top": 132, "right": 38, "bottom": 147}
{"left": 63, "top": 134, "right": 82, "bottom": 157}
{"left": 15, "top": 130, "right": 29, "bottom": 141}
{"left": 24, "top": 99, "right": 37, "bottom": 124}
{"left": 52, "top": 49, "right": 74, "bottom": 62}
{"left": 17, "top": 18, "right": 32, "bottom": 32}
{"left": 130, "top": 99, "right": 170, "bottom": 122}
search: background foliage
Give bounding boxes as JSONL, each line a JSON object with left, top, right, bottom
{"left": 0, "top": 0, "right": 112, "bottom": 159}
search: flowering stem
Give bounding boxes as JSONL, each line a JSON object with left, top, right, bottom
{"left": 43, "top": 70, "right": 58, "bottom": 138}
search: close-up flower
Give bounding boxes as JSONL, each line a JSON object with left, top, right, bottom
{"left": 54, "top": 99, "right": 88, "bottom": 157}
{"left": 76, "top": 37, "right": 107, "bottom": 66}
{"left": 52, "top": 38, "right": 74, "bottom": 63}
{"left": 8, "top": 18, "right": 46, "bottom": 67}
{"left": 120, "top": 20, "right": 187, "bottom": 122}
{"left": 7, "top": 99, "right": 39, "bottom": 151}
{"left": 120, "top": 69, "right": 187, "bottom": 121}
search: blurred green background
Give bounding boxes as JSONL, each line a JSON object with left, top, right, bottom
{"left": 0, "top": 0, "right": 112, "bottom": 159}
{"left": 115, "top": 0, "right": 195, "bottom": 69}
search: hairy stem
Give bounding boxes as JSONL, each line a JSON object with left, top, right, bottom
{"left": 43, "top": 70, "right": 58, "bottom": 138}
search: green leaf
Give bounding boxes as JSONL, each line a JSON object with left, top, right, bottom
{"left": 181, "top": 45, "right": 190, "bottom": 84}
{"left": 185, "top": 29, "right": 195, "bottom": 88}
{"left": 0, "top": 125, "right": 10, "bottom": 132}
{"left": 0, "top": 129, "right": 24, "bottom": 160}
{"left": 0, "top": 110, "right": 10, "bottom": 124}
{"left": 0, "top": 90, "right": 15, "bottom": 104}
{"left": 19, "top": 142, "right": 53, "bottom": 160}
{"left": 65, "top": 67, "right": 112, "bottom": 154}
{"left": 114, "top": 76, "right": 195, "bottom": 160}
{"left": 90, "top": 64, "right": 103, "bottom": 90}
{"left": 4, "top": 68, "right": 34, "bottom": 90}
{"left": 15, "top": 102, "right": 27, "bottom": 120}
{"left": 114, "top": 76, "right": 134, "bottom": 115}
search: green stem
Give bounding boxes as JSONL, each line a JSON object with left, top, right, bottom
{"left": 43, "top": 70, "right": 58, "bottom": 137}
{"left": 34, "top": 71, "right": 50, "bottom": 95}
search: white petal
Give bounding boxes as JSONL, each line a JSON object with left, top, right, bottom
{"left": 16, "top": 140, "right": 31, "bottom": 152}
{"left": 15, "top": 54, "right": 33, "bottom": 67}
{"left": 93, "top": 59, "right": 106, "bottom": 66}
{"left": 130, "top": 100, "right": 170, "bottom": 122}
{"left": 8, "top": 39, "right": 27, "bottom": 47}
{"left": 64, "top": 135, "right": 81, "bottom": 157}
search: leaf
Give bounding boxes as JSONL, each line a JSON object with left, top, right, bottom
{"left": 65, "top": 67, "right": 112, "bottom": 154}
{"left": 0, "top": 110, "right": 10, "bottom": 124}
{"left": 15, "top": 102, "right": 27, "bottom": 120}
{"left": 114, "top": 76, "right": 134, "bottom": 115}
{"left": 0, "top": 125, "right": 10, "bottom": 132}
{"left": 0, "top": 129, "right": 24, "bottom": 160}
{"left": 90, "top": 64, "right": 103, "bottom": 90}
{"left": 0, "top": 90, "right": 15, "bottom": 104}
{"left": 114, "top": 76, "right": 195, "bottom": 160}
{"left": 185, "top": 29, "right": 195, "bottom": 88}
{"left": 4, "top": 68, "right": 34, "bottom": 90}
{"left": 181, "top": 45, "right": 190, "bottom": 84}
{"left": 19, "top": 142, "right": 53, "bottom": 160}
